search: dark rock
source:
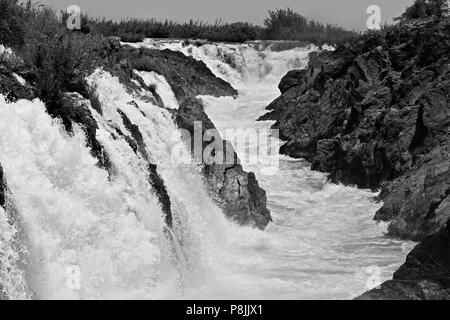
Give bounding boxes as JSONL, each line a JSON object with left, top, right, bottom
{"left": 375, "top": 146, "right": 450, "bottom": 240}
{"left": 113, "top": 46, "right": 238, "bottom": 103}
{"left": 0, "top": 65, "right": 34, "bottom": 101}
{"left": 261, "top": 19, "right": 450, "bottom": 241}
{"left": 0, "top": 163, "right": 5, "bottom": 208}
{"left": 173, "top": 97, "right": 272, "bottom": 229}
{"left": 147, "top": 163, "right": 173, "bottom": 228}
{"left": 357, "top": 228, "right": 450, "bottom": 300}
{"left": 117, "top": 108, "right": 173, "bottom": 228}
{"left": 59, "top": 93, "right": 114, "bottom": 174}
{"left": 278, "top": 69, "right": 306, "bottom": 93}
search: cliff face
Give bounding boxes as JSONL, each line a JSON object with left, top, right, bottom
{"left": 261, "top": 19, "right": 450, "bottom": 241}
{"left": 261, "top": 18, "right": 450, "bottom": 299}
{"left": 358, "top": 226, "right": 450, "bottom": 300}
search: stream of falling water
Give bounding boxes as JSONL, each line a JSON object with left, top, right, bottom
{"left": 134, "top": 40, "right": 415, "bottom": 299}
{"left": 0, "top": 40, "right": 414, "bottom": 300}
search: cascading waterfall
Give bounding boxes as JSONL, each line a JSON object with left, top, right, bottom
{"left": 130, "top": 39, "right": 415, "bottom": 299}
{"left": 0, "top": 40, "right": 414, "bottom": 300}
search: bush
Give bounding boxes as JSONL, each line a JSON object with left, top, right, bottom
{"left": 396, "top": 0, "right": 449, "bottom": 21}
{"left": 0, "top": 0, "right": 108, "bottom": 130}
{"left": 263, "top": 8, "right": 357, "bottom": 43}
{"left": 0, "top": 0, "right": 26, "bottom": 48}
{"left": 87, "top": 8, "right": 355, "bottom": 44}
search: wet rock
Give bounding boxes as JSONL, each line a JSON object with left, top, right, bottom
{"left": 278, "top": 69, "right": 306, "bottom": 93}
{"left": 112, "top": 46, "right": 238, "bottom": 103}
{"left": 261, "top": 19, "right": 450, "bottom": 240}
{"left": 59, "top": 93, "right": 114, "bottom": 174}
{"left": 357, "top": 228, "right": 450, "bottom": 300}
{"left": 173, "top": 97, "right": 271, "bottom": 229}
{"left": 117, "top": 108, "right": 173, "bottom": 228}
{"left": 375, "top": 146, "right": 450, "bottom": 240}
{"left": 0, "top": 163, "right": 5, "bottom": 208}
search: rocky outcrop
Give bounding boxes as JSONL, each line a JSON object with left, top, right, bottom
{"left": 59, "top": 93, "right": 114, "bottom": 174}
{"left": 108, "top": 47, "right": 271, "bottom": 229}
{"left": 117, "top": 108, "right": 173, "bottom": 228}
{"left": 278, "top": 69, "right": 306, "bottom": 94}
{"left": 261, "top": 17, "right": 450, "bottom": 299}
{"left": 261, "top": 19, "right": 450, "bottom": 241}
{"left": 173, "top": 97, "right": 272, "bottom": 229}
{"left": 110, "top": 46, "right": 238, "bottom": 104}
{"left": 357, "top": 226, "right": 450, "bottom": 300}
{"left": 0, "top": 163, "right": 5, "bottom": 208}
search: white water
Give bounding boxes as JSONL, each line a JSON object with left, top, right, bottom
{"left": 132, "top": 40, "right": 415, "bottom": 299}
{"left": 0, "top": 41, "right": 413, "bottom": 300}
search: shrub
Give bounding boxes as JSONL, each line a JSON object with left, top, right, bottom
{"left": 0, "top": 0, "right": 26, "bottom": 48}
{"left": 263, "top": 8, "right": 357, "bottom": 44}
{"left": 87, "top": 8, "right": 355, "bottom": 44}
{"left": 396, "top": 0, "right": 449, "bottom": 21}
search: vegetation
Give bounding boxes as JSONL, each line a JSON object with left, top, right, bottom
{"left": 396, "top": 0, "right": 449, "bottom": 21}
{"left": 0, "top": 0, "right": 358, "bottom": 121}
{"left": 89, "top": 18, "right": 265, "bottom": 43}
{"left": 0, "top": 0, "right": 108, "bottom": 130}
{"left": 263, "top": 8, "right": 356, "bottom": 43}
{"left": 88, "top": 8, "right": 356, "bottom": 44}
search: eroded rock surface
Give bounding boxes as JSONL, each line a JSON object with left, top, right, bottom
{"left": 111, "top": 46, "right": 238, "bottom": 103}
{"left": 357, "top": 227, "right": 450, "bottom": 300}
{"left": 261, "top": 19, "right": 450, "bottom": 241}
{"left": 173, "top": 97, "right": 272, "bottom": 229}
{"left": 261, "top": 18, "right": 450, "bottom": 299}
{"left": 0, "top": 163, "right": 5, "bottom": 208}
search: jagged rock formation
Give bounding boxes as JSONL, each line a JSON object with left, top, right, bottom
{"left": 108, "top": 46, "right": 238, "bottom": 103}
{"left": 261, "top": 18, "right": 450, "bottom": 299}
{"left": 108, "top": 45, "right": 271, "bottom": 229}
{"left": 357, "top": 226, "right": 450, "bottom": 300}
{"left": 0, "top": 163, "right": 5, "bottom": 208}
{"left": 261, "top": 19, "right": 450, "bottom": 241}
{"left": 173, "top": 97, "right": 272, "bottom": 229}
{"left": 117, "top": 108, "right": 173, "bottom": 227}
{"left": 278, "top": 69, "right": 307, "bottom": 94}
{"left": 60, "top": 93, "right": 114, "bottom": 174}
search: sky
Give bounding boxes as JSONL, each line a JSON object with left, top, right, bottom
{"left": 36, "top": 0, "right": 414, "bottom": 30}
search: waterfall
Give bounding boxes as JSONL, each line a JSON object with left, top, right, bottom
{"left": 0, "top": 40, "right": 413, "bottom": 300}
{"left": 0, "top": 66, "right": 239, "bottom": 299}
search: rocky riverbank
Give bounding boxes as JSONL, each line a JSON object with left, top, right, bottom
{"left": 261, "top": 18, "right": 450, "bottom": 299}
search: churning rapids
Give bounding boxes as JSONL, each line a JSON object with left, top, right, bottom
{"left": 0, "top": 40, "right": 414, "bottom": 300}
